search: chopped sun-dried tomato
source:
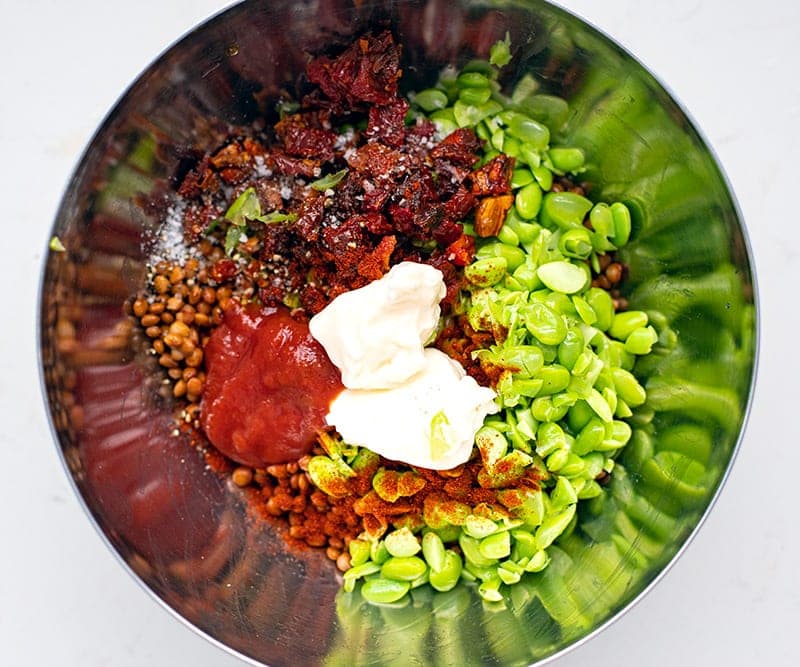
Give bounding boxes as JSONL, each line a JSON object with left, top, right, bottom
{"left": 470, "top": 154, "right": 515, "bottom": 196}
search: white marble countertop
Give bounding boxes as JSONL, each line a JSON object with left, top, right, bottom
{"left": 2, "top": 0, "right": 797, "bottom": 665}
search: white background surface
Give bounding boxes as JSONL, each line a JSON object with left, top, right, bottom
{"left": 1, "top": 0, "right": 796, "bottom": 665}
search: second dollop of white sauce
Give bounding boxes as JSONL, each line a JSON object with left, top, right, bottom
{"left": 309, "top": 262, "right": 498, "bottom": 470}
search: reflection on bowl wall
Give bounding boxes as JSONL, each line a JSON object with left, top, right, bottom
{"left": 39, "top": 1, "right": 756, "bottom": 665}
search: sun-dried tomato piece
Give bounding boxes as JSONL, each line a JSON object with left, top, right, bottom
{"left": 443, "top": 186, "right": 478, "bottom": 221}
{"left": 275, "top": 114, "right": 337, "bottom": 161}
{"left": 294, "top": 190, "right": 325, "bottom": 242}
{"left": 177, "top": 156, "right": 218, "bottom": 198}
{"left": 349, "top": 212, "right": 392, "bottom": 236}
{"left": 267, "top": 151, "right": 321, "bottom": 178}
{"left": 366, "top": 99, "right": 409, "bottom": 148}
{"left": 182, "top": 201, "right": 222, "bottom": 240}
{"left": 347, "top": 142, "right": 401, "bottom": 177}
{"left": 429, "top": 128, "right": 482, "bottom": 166}
{"left": 357, "top": 235, "right": 397, "bottom": 281}
{"left": 443, "top": 233, "right": 476, "bottom": 267}
{"left": 474, "top": 194, "right": 515, "bottom": 237}
{"left": 470, "top": 154, "right": 515, "bottom": 196}
{"left": 387, "top": 204, "right": 415, "bottom": 235}
{"left": 306, "top": 31, "right": 402, "bottom": 112}
{"left": 432, "top": 218, "right": 464, "bottom": 247}
{"left": 321, "top": 217, "right": 369, "bottom": 272}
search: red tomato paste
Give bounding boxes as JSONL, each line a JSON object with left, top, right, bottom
{"left": 201, "top": 301, "right": 343, "bottom": 467}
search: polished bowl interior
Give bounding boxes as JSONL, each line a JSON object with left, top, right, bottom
{"left": 40, "top": 1, "right": 757, "bottom": 665}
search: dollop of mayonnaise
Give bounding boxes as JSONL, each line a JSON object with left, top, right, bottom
{"left": 309, "top": 262, "right": 446, "bottom": 389}
{"left": 309, "top": 262, "right": 498, "bottom": 470}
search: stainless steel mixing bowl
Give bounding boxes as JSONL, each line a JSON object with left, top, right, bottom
{"left": 39, "top": 1, "right": 757, "bottom": 664}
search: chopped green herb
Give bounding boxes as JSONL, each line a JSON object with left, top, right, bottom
{"left": 489, "top": 32, "right": 512, "bottom": 68}
{"left": 49, "top": 236, "right": 66, "bottom": 252}
{"left": 203, "top": 218, "right": 222, "bottom": 235}
{"left": 257, "top": 211, "right": 298, "bottom": 224}
{"left": 225, "top": 187, "right": 261, "bottom": 226}
{"left": 310, "top": 168, "right": 348, "bottom": 191}
{"left": 224, "top": 225, "right": 245, "bottom": 256}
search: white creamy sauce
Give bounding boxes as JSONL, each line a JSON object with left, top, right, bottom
{"left": 309, "top": 262, "right": 498, "bottom": 470}
{"left": 309, "top": 262, "right": 446, "bottom": 390}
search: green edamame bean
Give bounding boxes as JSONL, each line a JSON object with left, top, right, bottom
{"left": 615, "top": 399, "right": 633, "bottom": 418}
{"left": 624, "top": 325, "right": 658, "bottom": 355}
{"left": 558, "top": 326, "right": 585, "bottom": 370}
{"left": 524, "top": 550, "right": 550, "bottom": 572}
{"left": 578, "top": 480, "right": 603, "bottom": 499}
{"left": 574, "top": 417, "right": 606, "bottom": 455}
{"left": 518, "top": 143, "right": 542, "bottom": 169}
{"left": 478, "top": 576, "right": 504, "bottom": 602}
{"left": 370, "top": 539, "right": 390, "bottom": 564}
{"left": 534, "top": 504, "right": 576, "bottom": 551}
{"left": 585, "top": 287, "right": 614, "bottom": 331}
{"left": 548, "top": 147, "right": 585, "bottom": 173}
{"left": 429, "top": 550, "right": 463, "bottom": 592}
{"left": 479, "top": 242, "right": 526, "bottom": 270}
{"left": 611, "top": 202, "right": 632, "bottom": 246}
{"left": 457, "top": 71, "right": 491, "bottom": 88}
{"left": 545, "top": 447, "right": 569, "bottom": 472}
{"left": 497, "top": 561, "right": 523, "bottom": 585}
{"left": 464, "top": 514, "right": 499, "bottom": 539}
{"left": 609, "top": 310, "right": 648, "bottom": 340}
{"left": 479, "top": 531, "right": 511, "bottom": 560}
{"left": 537, "top": 260, "right": 588, "bottom": 294}
{"left": 516, "top": 182, "right": 543, "bottom": 219}
{"left": 558, "top": 228, "right": 593, "bottom": 259}
{"left": 572, "top": 295, "right": 597, "bottom": 325}
{"left": 422, "top": 532, "right": 447, "bottom": 573}
{"left": 524, "top": 302, "right": 566, "bottom": 345}
{"left": 507, "top": 113, "right": 550, "bottom": 151}
{"left": 453, "top": 101, "right": 483, "bottom": 128}
{"left": 608, "top": 420, "right": 632, "bottom": 447}
{"left": 343, "top": 561, "right": 381, "bottom": 584}
{"left": 536, "top": 364, "right": 571, "bottom": 395}
{"left": 511, "top": 264, "right": 541, "bottom": 290}
{"left": 505, "top": 208, "right": 541, "bottom": 243}
{"left": 464, "top": 257, "right": 507, "bottom": 286}
{"left": 532, "top": 165, "right": 553, "bottom": 191}
{"left": 414, "top": 88, "right": 448, "bottom": 112}
{"left": 560, "top": 452, "right": 586, "bottom": 477}
{"left": 611, "top": 367, "right": 647, "bottom": 407}
{"left": 531, "top": 396, "right": 570, "bottom": 422}
{"left": 381, "top": 556, "right": 428, "bottom": 582}
{"left": 503, "top": 135, "right": 521, "bottom": 158}
{"left": 384, "top": 527, "right": 422, "bottom": 557}
{"left": 361, "top": 578, "right": 411, "bottom": 605}
{"left": 541, "top": 191, "right": 593, "bottom": 230}
{"left": 458, "top": 533, "right": 497, "bottom": 568}
{"left": 536, "top": 421, "right": 567, "bottom": 457}
{"left": 551, "top": 477, "right": 578, "bottom": 508}
{"left": 497, "top": 224, "right": 519, "bottom": 246}
{"left": 476, "top": 121, "right": 491, "bottom": 141}
{"left": 430, "top": 109, "right": 458, "bottom": 136}
{"left": 511, "top": 168, "right": 534, "bottom": 189}
{"left": 511, "top": 529, "right": 537, "bottom": 560}
{"left": 589, "top": 203, "right": 614, "bottom": 237}
{"left": 459, "top": 86, "right": 492, "bottom": 105}
{"left": 349, "top": 539, "right": 371, "bottom": 567}
{"left": 567, "top": 399, "right": 594, "bottom": 432}
{"left": 586, "top": 387, "right": 614, "bottom": 422}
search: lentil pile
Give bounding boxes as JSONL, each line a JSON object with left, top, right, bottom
{"left": 131, "top": 32, "right": 653, "bottom": 606}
